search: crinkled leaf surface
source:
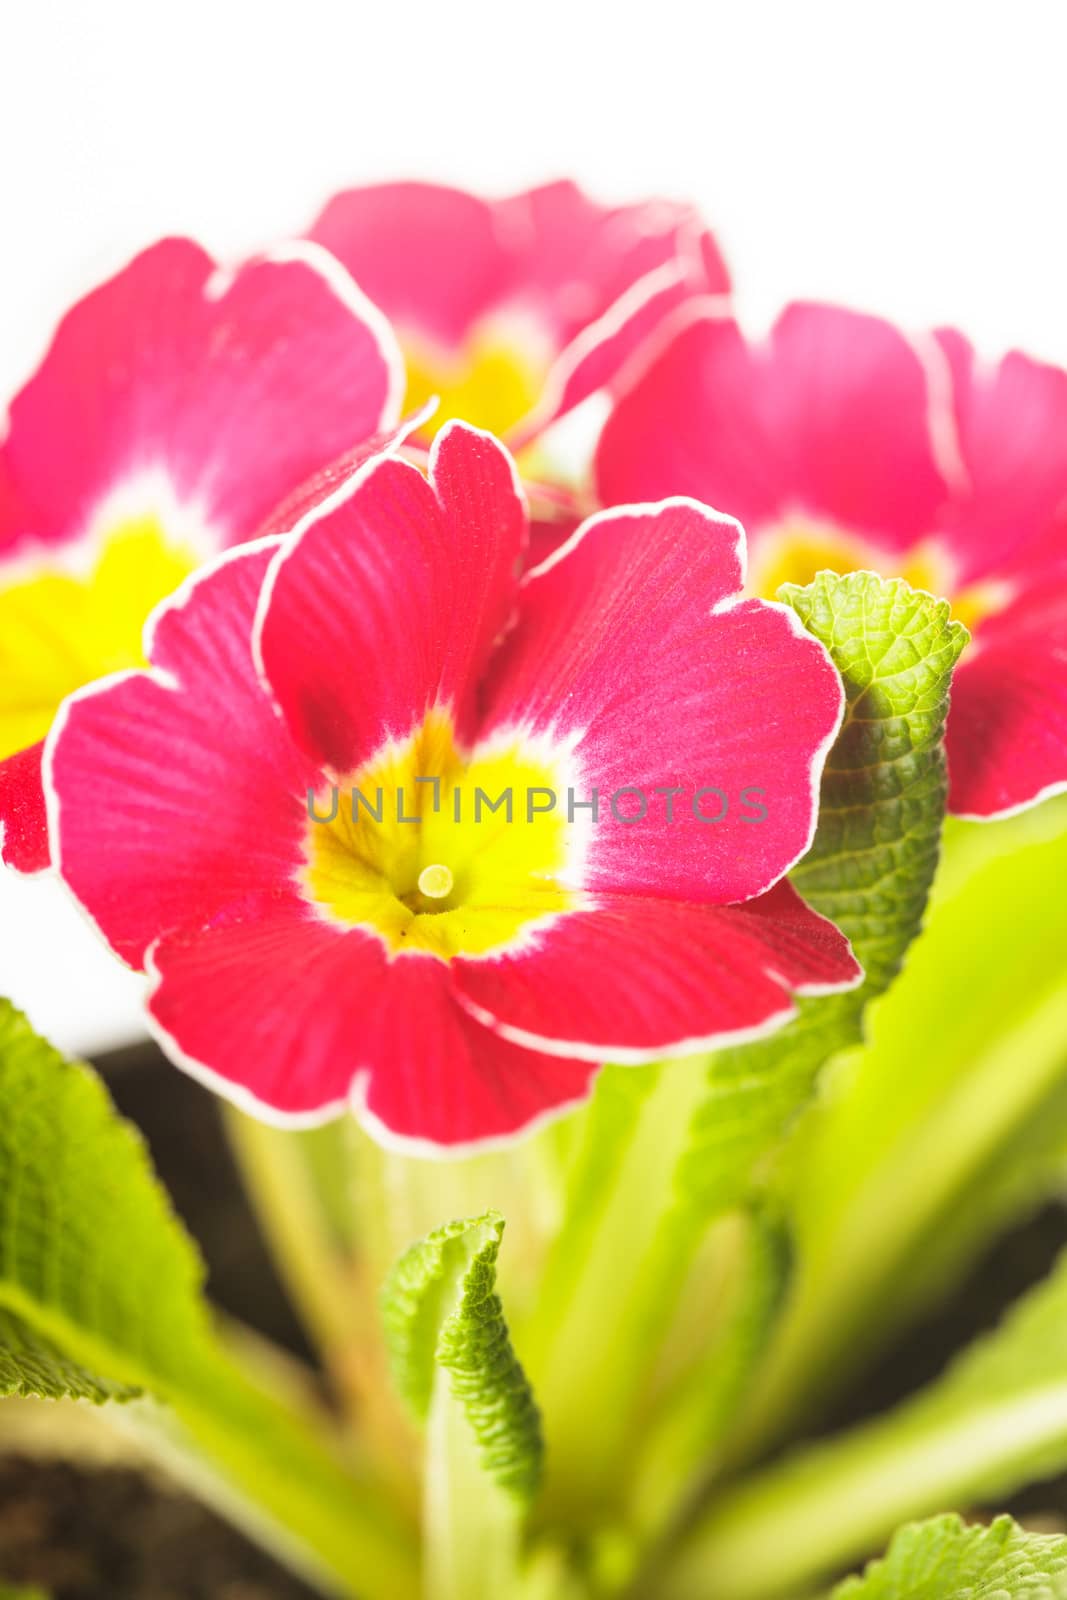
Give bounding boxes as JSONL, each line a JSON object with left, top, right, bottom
{"left": 0, "top": 1306, "right": 132, "bottom": 1404}
{"left": 0, "top": 1000, "right": 415, "bottom": 1600}
{"left": 382, "top": 1210, "right": 542, "bottom": 1501}
{"left": 832, "top": 1514, "right": 1067, "bottom": 1600}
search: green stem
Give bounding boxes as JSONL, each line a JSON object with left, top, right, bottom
{"left": 627, "top": 1213, "right": 784, "bottom": 1536}
{"left": 648, "top": 1375, "right": 1067, "bottom": 1600}
{"left": 423, "top": 1378, "right": 523, "bottom": 1600}
{"left": 528, "top": 1058, "right": 720, "bottom": 1524}
{"left": 362, "top": 1122, "right": 566, "bottom": 1333}
{"left": 724, "top": 980, "right": 1067, "bottom": 1472}
{"left": 225, "top": 1108, "right": 359, "bottom": 1370}
{"left": 226, "top": 1109, "right": 422, "bottom": 1514}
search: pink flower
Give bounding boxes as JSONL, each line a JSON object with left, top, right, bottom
{"left": 596, "top": 301, "right": 1067, "bottom": 819}
{"left": 0, "top": 237, "right": 403, "bottom": 872}
{"left": 47, "top": 423, "right": 858, "bottom": 1153}
{"left": 307, "top": 180, "right": 728, "bottom": 444}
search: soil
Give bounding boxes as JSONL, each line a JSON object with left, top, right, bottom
{"left": 824, "top": 1197, "right": 1067, "bottom": 1434}
{"left": 0, "top": 1458, "right": 318, "bottom": 1600}
{"left": 3, "top": 1041, "right": 1067, "bottom": 1593}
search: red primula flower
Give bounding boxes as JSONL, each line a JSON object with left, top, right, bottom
{"left": 307, "top": 179, "right": 729, "bottom": 444}
{"left": 596, "top": 301, "right": 1067, "bottom": 819}
{"left": 0, "top": 237, "right": 403, "bottom": 873}
{"left": 47, "top": 424, "right": 858, "bottom": 1153}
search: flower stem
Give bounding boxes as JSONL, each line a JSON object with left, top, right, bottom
{"left": 642, "top": 1376, "right": 1067, "bottom": 1600}
{"left": 224, "top": 1108, "right": 358, "bottom": 1372}
{"left": 423, "top": 1375, "right": 524, "bottom": 1600}
{"left": 526, "top": 1058, "right": 715, "bottom": 1524}
{"left": 224, "top": 1107, "right": 420, "bottom": 1511}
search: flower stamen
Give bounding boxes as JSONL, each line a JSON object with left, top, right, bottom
{"left": 417, "top": 863, "right": 454, "bottom": 900}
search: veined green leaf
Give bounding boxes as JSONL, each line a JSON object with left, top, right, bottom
{"left": 660, "top": 1245, "right": 1067, "bottom": 1600}
{"left": 0, "top": 1000, "right": 416, "bottom": 1600}
{"left": 675, "top": 571, "right": 969, "bottom": 1217}
{"left": 831, "top": 1515, "right": 1067, "bottom": 1600}
{"left": 0, "top": 1306, "right": 134, "bottom": 1404}
{"left": 382, "top": 1210, "right": 542, "bottom": 1501}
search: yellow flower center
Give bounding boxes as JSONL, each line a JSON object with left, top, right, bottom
{"left": 748, "top": 517, "right": 1003, "bottom": 632}
{"left": 302, "top": 710, "right": 582, "bottom": 959}
{"left": 0, "top": 516, "right": 199, "bottom": 760}
{"left": 401, "top": 319, "right": 551, "bottom": 441}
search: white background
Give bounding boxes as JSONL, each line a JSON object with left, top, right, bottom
{"left": 2, "top": 0, "right": 1066, "bottom": 1053}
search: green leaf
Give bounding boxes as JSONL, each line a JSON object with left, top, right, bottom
{"left": 831, "top": 1515, "right": 1067, "bottom": 1600}
{"left": 0, "top": 1306, "right": 134, "bottom": 1403}
{"left": 382, "top": 1210, "right": 542, "bottom": 1501}
{"left": 0, "top": 1000, "right": 417, "bottom": 1600}
{"left": 725, "top": 797, "right": 1067, "bottom": 1466}
{"left": 660, "top": 1245, "right": 1067, "bottom": 1600}
{"left": 0, "top": 1000, "right": 211, "bottom": 1404}
{"left": 675, "top": 571, "right": 969, "bottom": 1217}
{"left": 0, "top": 1585, "right": 50, "bottom": 1600}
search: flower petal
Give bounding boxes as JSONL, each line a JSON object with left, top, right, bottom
{"left": 148, "top": 913, "right": 596, "bottom": 1147}
{"left": 46, "top": 540, "right": 318, "bottom": 966}
{"left": 309, "top": 182, "right": 511, "bottom": 350}
{"left": 936, "top": 329, "right": 1067, "bottom": 584}
{"left": 0, "top": 742, "right": 49, "bottom": 873}
{"left": 0, "top": 237, "right": 403, "bottom": 561}
{"left": 946, "top": 575, "right": 1067, "bottom": 818}
{"left": 494, "top": 180, "right": 726, "bottom": 346}
{"left": 250, "top": 407, "right": 437, "bottom": 543}
{"left": 309, "top": 179, "right": 727, "bottom": 433}
{"left": 524, "top": 258, "right": 707, "bottom": 438}
{"left": 455, "top": 880, "right": 860, "bottom": 1063}
{"left": 147, "top": 909, "right": 382, "bottom": 1122}
{"left": 497, "top": 180, "right": 729, "bottom": 430}
{"left": 596, "top": 303, "right": 948, "bottom": 546}
{"left": 481, "top": 499, "right": 844, "bottom": 904}
{"left": 356, "top": 955, "right": 598, "bottom": 1151}
{"left": 256, "top": 422, "right": 528, "bottom": 771}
